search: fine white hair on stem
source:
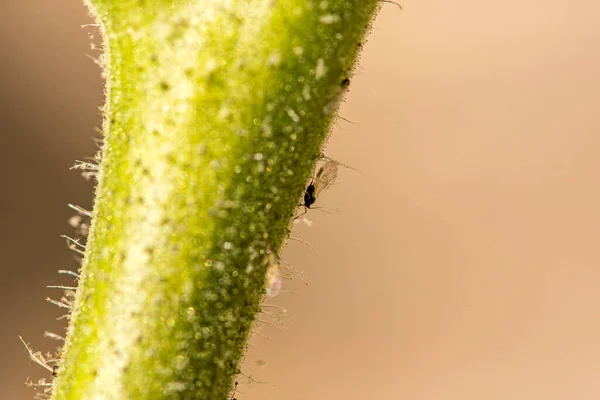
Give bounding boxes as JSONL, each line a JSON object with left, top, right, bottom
{"left": 47, "top": 285, "right": 77, "bottom": 290}
{"left": 288, "top": 235, "right": 318, "bottom": 254}
{"left": 70, "top": 160, "right": 99, "bottom": 181}
{"left": 26, "top": 376, "right": 55, "bottom": 396}
{"left": 84, "top": 53, "right": 103, "bottom": 68}
{"left": 279, "top": 258, "right": 308, "bottom": 285}
{"left": 337, "top": 115, "right": 360, "bottom": 125}
{"left": 258, "top": 312, "right": 291, "bottom": 330}
{"left": 43, "top": 331, "right": 65, "bottom": 342}
{"left": 61, "top": 235, "right": 86, "bottom": 249}
{"left": 261, "top": 303, "right": 287, "bottom": 313}
{"left": 71, "top": 160, "right": 99, "bottom": 171}
{"left": 46, "top": 297, "right": 71, "bottom": 310}
{"left": 381, "top": 0, "right": 403, "bottom": 9}
{"left": 61, "top": 237, "right": 86, "bottom": 256}
{"left": 259, "top": 309, "right": 284, "bottom": 322}
{"left": 19, "top": 336, "right": 54, "bottom": 374}
{"left": 255, "top": 318, "right": 282, "bottom": 329}
{"left": 251, "top": 330, "right": 271, "bottom": 341}
{"left": 58, "top": 269, "right": 80, "bottom": 279}
{"left": 67, "top": 204, "right": 92, "bottom": 218}
{"left": 237, "top": 371, "right": 270, "bottom": 386}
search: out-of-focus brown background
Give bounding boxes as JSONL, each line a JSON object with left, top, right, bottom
{"left": 3, "top": 1, "right": 600, "bottom": 399}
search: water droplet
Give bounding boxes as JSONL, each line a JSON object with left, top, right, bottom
{"left": 303, "top": 85, "right": 311, "bottom": 100}
{"left": 175, "top": 354, "right": 187, "bottom": 371}
{"left": 315, "top": 58, "right": 327, "bottom": 79}
{"left": 319, "top": 14, "right": 339, "bottom": 24}
{"left": 217, "top": 107, "right": 230, "bottom": 120}
{"left": 214, "top": 261, "right": 225, "bottom": 271}
{"left": 286, "top": 108, "right": 300, "bottom": 122}
{"left": 205, "top": 58, "right": 217, "bottom": 74}
{"left": 267, "top": 51, "right": 282, "bottom": 66}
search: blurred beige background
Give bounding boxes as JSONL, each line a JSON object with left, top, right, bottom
{"left": 3, "top": 1, "right": 600, "bottom": 399}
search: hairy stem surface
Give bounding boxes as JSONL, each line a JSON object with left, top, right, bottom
{"left": 53, "top": 1, "right": 380, "bottom": 399}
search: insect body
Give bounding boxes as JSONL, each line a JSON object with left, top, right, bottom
{"left": 301, "top": 160, "right": 339, "bottom": 210}
{"left": 302, "top": 182, "right": 317, "bottom": 209}
{"left": 230, "top": 381, "right": 238, "bottom": 400}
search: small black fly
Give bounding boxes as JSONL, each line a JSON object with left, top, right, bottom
{"left": 300, "top": 160, "right": 339, "bottom": 211}
{"left": 230, "top": 381, "right": 238, "bottom": 400}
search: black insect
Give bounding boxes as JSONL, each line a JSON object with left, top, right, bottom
{"left": 300, "top": 160, "right": 339, "bottom": 211}
{"left": 230, "top": 381, "right": 238, "bottom": 400}
{"left": 303, "top": 182, "right": 317, "bottom": 209}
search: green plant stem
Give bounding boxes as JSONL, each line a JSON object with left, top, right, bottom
{"left": 53, "top": 1, "right": 380, "bottom": 399}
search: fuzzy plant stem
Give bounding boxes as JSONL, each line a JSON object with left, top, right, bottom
{"left": 53, "top": 1, "right": 380, "bottom": 399}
